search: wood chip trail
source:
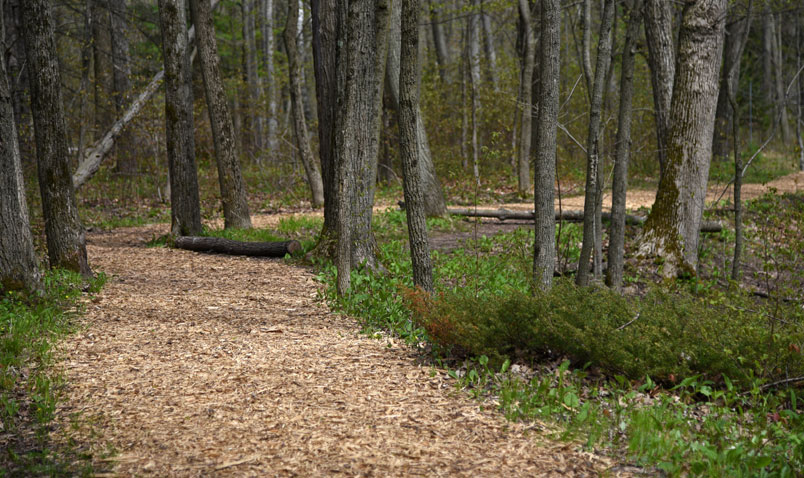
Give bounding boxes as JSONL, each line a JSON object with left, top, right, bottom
{"left": 54, "top": 222, "right": 613, "bottom": 477}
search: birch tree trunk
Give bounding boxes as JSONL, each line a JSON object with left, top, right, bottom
{"left": 190, "top": 0, "right": 252, "bottom": 229}
{"left": 516, "top": 0, "right": 534, "bottom": 197}
{"left": 576, "top": 0, "right": 614, "bottom": 287}
{"left": 639, "top": 0, "right": 727, "bottom": 278}
{"left": 386, "top": 0, "right": 447, "bottom": 217}
{"left": 284, "top": 0, "right": 324, "bottom": 207}
{"left": 0, "top": 10, "right": 39, "bottom": 292}
{"left": 606, "top": 0, "right": 641, "bottom": 291}
{"left": 158, "top": 0, "right": 202, "bottom": 237}
{"left": 399, "top": 0, "right": 434, "bottom": 291}
{"left": 22, "top": 0, "right": 91, "bottom": 276}
{"left": 643, "top": 0, "right": 675, "bottom": 178}
{"left": 533, "top": 0, "right": 560, "bottom": 290}
{"left": 259, "top": 0, "right": 278, "bottom": 154}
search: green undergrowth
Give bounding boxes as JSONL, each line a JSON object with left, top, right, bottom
{"left": 318, "top": 207, "right": 804, "bottom": 476}
{"left": 709, "top": 149, "right": 798, "bottom": 185}
{"left": 1, "top": 271, "right": 106, "bottom": 477}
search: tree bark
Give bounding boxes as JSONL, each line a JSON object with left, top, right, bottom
{"left": 576, "top": 0, "right": 615, "bottom": 287}
{"left": 158, "top": 0, "right": 202, "bottom": 237}
{"left": 108, "top": 0, "right": 136, "bottom": 175}
{"left": 643, "top": 0, "right": 675, "bottom": 178}
{"left": 713, "top": 10, "right": 750, "bottom": 161}
{"left": 480, "top": 0, "right": 498, "bottom": 90}
{"left": 468, "top": 2, "right": 481, "bottom": 185}
{"left": 399, "top": 0, "right": 434, "bottom": 292}
{"left": 516, "top": 0, "right": 534, "bottom": 197}
{"left": 0, "top": 11, "right": 40, "bottom": 292}
{"left": 242, "top": 0, "right": 264, "bottom": 154}
{"left": 773, "top": 12, "right": 792, "bottom": 145}
{"left": 284, "top": 0, "right": 324, "bottom": 207}
{"left": 259, "top": 0, "right": 278, "bottom": 154}
{"left": 533, "top": 0, "right": 560, "bottom": 290}
{"left": 175, "top": 236, "right": 301, "bottom": 257}
{"left": 22, "top": 0, "right": 91, "bottom": 277}
{"left": 606, "top": 0, "right": 641, "bottom": 291}
{"left": 797, "top": 7, "right": 804, "bottom": 171}
{"left": 91, "top": 0, "right": 114, "bottom": 139}
{"left": 428, "top": 0, "right": 449, "bottom": 83}
{"left": 639, "top": 0, "right": 727, "bottom": 278}
{"left": 385, "top": 0, "right": 447, "bottom": 217}
{"left": 190, "top": 0, "right": 252, "bottom": 229}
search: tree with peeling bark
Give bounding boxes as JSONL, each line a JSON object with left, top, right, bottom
{"left": 576, "top": 0, "right": 615, "bottom": 287}
{"left": 21, "top": 0, "right": 91, "bottom": 277}
{"left": 189, "top": 0, "right": 252, "bottom": 230}
{"left": 284, "top": 0, "right": 324, "bottom": 208}
{"left": 639, "top": 0, "right": 727, "bottom": 278}
{"left": 399, "top": 0, "right": 434, "bottom": 292}
{"left": 606, "top": 0, "right": 642, "bottom": 291}
{"left": 0, "top": 8, "right": 40, "bottom": 293}
{"left": 533, "top": 0, "right": 561, "bottom": 291}
{"left": 158, "top": 0, "right": 202, "bottom": 237}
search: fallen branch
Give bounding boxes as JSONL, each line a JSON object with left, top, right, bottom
{"left": 445, "top": 207, "right": 722, "bottom": 232}
{"left": 175, "top": 236, "right": 301, "bottom": 257}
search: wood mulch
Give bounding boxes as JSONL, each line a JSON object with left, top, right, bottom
{"left": 52, "top": 222, "right": 632, "bottom": 477}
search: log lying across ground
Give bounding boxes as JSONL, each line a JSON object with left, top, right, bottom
{"left": 175, "top": 236, "right": 301, "bottom": 257}
{"left": 446, "top": 207, "right": 722, "bottom": 233}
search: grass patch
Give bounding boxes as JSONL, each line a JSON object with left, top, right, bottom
{"left": 709, "top": 149, "right": 797, "bottom": 185}
{"left": 1, "top": 271, "right": 106, "bottom": 477}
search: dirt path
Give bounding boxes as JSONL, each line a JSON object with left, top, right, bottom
{"left": 54, "top": 224, "right": 613, "bottom": 477}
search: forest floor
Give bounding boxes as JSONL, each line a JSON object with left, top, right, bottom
{"left": 49, "top": 171, "right": 803, "bottom": 477}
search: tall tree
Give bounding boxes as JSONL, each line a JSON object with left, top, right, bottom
{"left": 515, "top": 0, "right": 534, "bottom": 197}
{"left": 606, "top": 0, "right": 642, "bottom": 291}
{"left": 21, "top": 0, "right": 91, "bottom": 276}
{"left": 533, "top": 0, "right": 560, "bottom": 290}
{"left": 480, "top": 0, "right": 498, "bottom": 90}
{"left": 284, "top": 0, "right": 324, "bottom": 207}
{"left": 242, "top": 0, "right": 264, "bottom": 154}
{"left": 639, "top": 0, "right": 727, "bottom": 278}
{"left": 643, "top": 0, "right": 675, "bottom": 178}
{"left": 576, "top": 0, "right": 615, "bottom": 286}
{"left": 428, "top": 0, "right": 450, "bottom": 83}
{"left": 399, "top": 0, "right": 434, "bottom": 291}
{"left": 0, "top": 7, "right": 39, "bottom": 292}
{"left": 259, "top": 0, "right": 278, "bottom": 154}
{"left": 190, "top": 0, "right": 252, "bottom": 229}
{"left": 108, "top": 0, "right": 136, "bottom": 174}
{"left": 158, "top": 0, "right": 202, "bottom": 237}
{"left": 92, "top": 0, "right": 114, "bottom": 138}
{"left": 713, "top": 8, "right": 751, "bottom": 161}
{"left": 468, "top": 0, "right": 482, "bottom": 185}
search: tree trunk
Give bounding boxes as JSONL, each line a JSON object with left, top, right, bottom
{"left": 242, "top": 0, "right": 264, "bottom": 155}
{"left": 76, "top": 0, "right": 93, "bottom": 169}
{"left": 576, "top": 0, "right": 615, "bottom": 287}
{"left": 773, "top": 12, "right": 792, "bottom": 145}
{"left": 385, "top": 0, "right": 447, "bottom": 217}
{"left": 480, "top": 0, "right": 498, "bottom": 90}
{"left": 643, "top": 0, "right": 675, "bottom": 179}
{"left": 190, "top": 0, "right": 252, "bottom": 229}
{"left": 580, "top": 0, "right": 593, "bottom": 99}
{"left": 158, "top": 0, "right": 202, "bottom": 237}
{"left": 399, "top": 0, "right": 434, "bottom": 292}
{"left": 762, "top": 5, "right": 774, "bottom": 106}
{"left": 532, "top": 0, "right": 560, "bottom": 290}
{"left": 91, "top": 0, "right": 114, "bottom": 140}
{"left": 22, "top": 0, "right": 91, "bottom": 277}
{"left": 259, "top": 0, "right": 278, "bottom": 155}
{"left": 639, "top": 0, "right": 727, "bottom": 278}
{"left": 108, "top": 0, "right": 136, "bottom": 175}
{"left": 713, "top": 11, "right": 750, "bottom": 161}
{"left": 0, "top": 11, "right": 40, "bottom": 292}
{"left": 468, "top": 3, "right": 481, "bottom": 186}
{"left": 606, "top": 0, "right": 641, "bottom": 291}
{"left": 797, "top": 7, "right": 804, "bottom": 171}
{"left": 516, "top": 0, "right": 534, "bottom": 197}
{"left": 284, "top": 0, "right": 324, "bottom": 207}
{"left": 175, "top": 236, "right": 301, "bottom": 257}
{"left": 428, "top": 0, "right": 449, "bottom": 83}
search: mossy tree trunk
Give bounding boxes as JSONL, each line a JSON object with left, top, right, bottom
{"left": 190, "top": 0, "right": 252, "bottom": 229}
{"left": 21, "top": 0, "right": 91, "bottom": 277}
{"left": 158, "top": 0, "right": 202, "bottom": 237}
{"left": 639, "top": 0, "right": 727, "bottom": 278}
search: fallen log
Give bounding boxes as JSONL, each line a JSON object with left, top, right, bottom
{"left": 445, "top": 207, "right": 722, "bottom": 233}
{"left": 175, "top": 236, "right": 301, "bottom": 257}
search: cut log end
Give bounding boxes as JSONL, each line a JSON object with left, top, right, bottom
{"left": 175, "top": 236, "right": 302, "bottom": 257}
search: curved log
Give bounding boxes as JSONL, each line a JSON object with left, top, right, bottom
{"left": 175, "top": 236, "right": 301, "bottom": 257}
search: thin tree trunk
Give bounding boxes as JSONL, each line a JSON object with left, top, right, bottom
{"left": 606, "top": 0, "right": 641, "bottom": 291}
{"left": 428, "top": 0, "right": 449, "bottom": 83}
{"left": 798, "top": 8, "right": 804, "bottom": 171}
{"left": 158, "top": 0, "right": 202, "bottom": 237}
{"left": 774, "top": 12, "right": 792, "bottom": 145}
{"left": 386, "top": 0, "right": 447, "bottom": 217}
{"left": 76, "top": 0, "right": 92, "bottom": 168}
{"left": 22, "top": 0, "right": 91, "bottom": 276}
{"left": 580, "top": 0, "right": 592, "bottom": 98}
{"left": 190, "top": 0, "right": 252, "bottom": 229}
{"left": 516, "top": 0, "right": 534, "bottom": 197}
{"left": 259, "top": 0, "right": 277, "bottom": 154}
{"left": 639, "top": 0, "right": 727, "bottom": 278}
{"left": 91, "top": 0, "right": 114, "bottom": 140}
{"left": 108, "top": 0, "right": 135, "bottom": 175}
{"left": 469, "top": 5, "right": 481, "bottom": 186}
{"left": 480, "top": 0, "right": 498, "bottom": 90}
{"left": 713, "top": 12, "right": 750, "bottom": 161}
{"left": 242, "top": 0, "right": 264, "bottom": 154}
{"left": 0, "top": 7, "right": 39, "bottom": 292}
{"left": 399, "top": 0, "right": 434, "bottom": 292}
{"left": 643, "top": 0, "right": 675, "bottom": 179}
{"left": 533, "top": 0, "right": 560, "bottom": 290}
{"left": 576, "top": 0, "right": 615, "bottom": 286}
{"left": 762, "top": 5, "right": 774, "bottom": 106}
{"left": 284, "top": 0, "right": 324, "bottom": 207}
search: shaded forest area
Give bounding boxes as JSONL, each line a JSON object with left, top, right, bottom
{"left": 2, "top": 0, "right": 804, "bottom": 475}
